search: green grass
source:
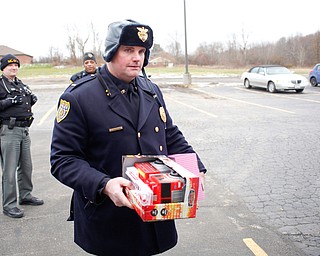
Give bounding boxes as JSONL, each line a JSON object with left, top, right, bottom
{"left": 18, "top": 64, "right": 81, "bottom": 78}
{"left": 17, "top": 64, "right": 310, "bottom": 79}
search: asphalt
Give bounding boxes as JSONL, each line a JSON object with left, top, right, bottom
{"left": 0, "top": 147, "right": 305, "bottom": 256}
{"left": 0, "top": 80, "right": 308, "bottom": 256}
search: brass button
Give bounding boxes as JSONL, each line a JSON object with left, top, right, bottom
{"left": 154, "top": 126, "right": 159, "bottom": 133}
{"left": 137, "top": 132, "right": 141, "bottom": 138}
{"left": 159, "top": 145, "right": 163, "bottom": 151}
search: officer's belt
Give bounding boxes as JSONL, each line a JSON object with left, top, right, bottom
{"left": 1, "top": 119, "right": 32, "bottom": 127}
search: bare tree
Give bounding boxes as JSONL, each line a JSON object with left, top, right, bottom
{"left": 90, "top": 22, "right": 104, "bottom": 63}
{"left": 238, "top": 28, "right": 250, "bottom": 65}
{"left": 76, "top": 34, "right": 89, "bottom": 59}
{"left": 166, "top": 32, "right": 183, "bottom": 64}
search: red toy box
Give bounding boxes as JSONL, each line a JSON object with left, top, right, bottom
{"left": 122, "top": 155, "right": 200, "bottom": 222}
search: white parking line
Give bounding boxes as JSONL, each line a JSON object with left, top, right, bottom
{"left": 237, "top": 87, "right": 320, "bottom": 104}
{"left": 165, "top": 95, "right": 218, "bottom": 118}
{"left": 192, "top": 88, "right": 295, "bottom": 114}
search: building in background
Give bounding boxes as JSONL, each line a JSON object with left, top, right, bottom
{"left": 0, "top": 45, "right": 33, "bottom": 65}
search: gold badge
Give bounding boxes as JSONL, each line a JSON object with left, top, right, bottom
{"left": 56, "top": 99, "right": 70, "bottom": 123}
{"left": 137, "top": 27, "right": 148, "bottom": 42}
{"left": 8, "top": 59, "right": 19, "bottom": 64}
{"left": 159, "top": 106, "right": 166, "bottom": 123}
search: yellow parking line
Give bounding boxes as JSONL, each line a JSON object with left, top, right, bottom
{"left": 165, "top": 95, "right": 218, "bottom": 118}
{"left": 192, "top": 88, "right": 295, "bottom": 114}
{"left": 243, "top": 238, "right": 268, "bottom": 256}
{"left": 37, "top": 105, "right": 56, "bottom": 126}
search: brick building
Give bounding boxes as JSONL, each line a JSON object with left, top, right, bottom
{"left": 0, "top": 45, "right": 33, "bottom": 64}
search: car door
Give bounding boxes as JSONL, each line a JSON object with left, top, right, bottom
{"left": 254, "top": 67, "right": 267, "bottom": 88}
{"left": 316, "top": 65, "right": 320, "bottom": 82}
{"left": 246, "top": 67, "right": 260, "bottom": 86}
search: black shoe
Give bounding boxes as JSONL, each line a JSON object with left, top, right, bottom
{"left": 20, "top": 196, "right": 44, "bottom": 206}
{"left": 3, "top": 207, "right": 24, "bottom": 218}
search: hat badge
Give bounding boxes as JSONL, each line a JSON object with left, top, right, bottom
{"left": 137, "top": 27, "right": 148, "bottom": 42}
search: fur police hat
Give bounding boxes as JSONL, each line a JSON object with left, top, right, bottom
{"left": 83, "top": 52, "right": 96, "bottom": 63}
{"left": 103, "top": 19, "right": 153, "bottom": 67}
{"left": 0, "top": 54, "right": 20, "bottom": 71}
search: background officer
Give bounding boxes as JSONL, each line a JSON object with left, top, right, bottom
{"left": 0, "top": 54, "right": 44, "bottom": 218}
{"left": 70, "top": 52, "right": 97, "bottom": 83}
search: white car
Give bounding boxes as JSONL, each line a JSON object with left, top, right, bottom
{"left": 241, "top": 65, "right": 309, "bottom": 93}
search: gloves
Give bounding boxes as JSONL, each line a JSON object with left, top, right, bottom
{"left": 31, "top": 94, "right": 38, "bottom": 105}
{"left": 8, "top": 95, "right": 23, "bottom": 105}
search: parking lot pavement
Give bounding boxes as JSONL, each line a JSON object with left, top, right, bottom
{"left": 1, "top": 79, "right": 318, "bottom": 255}
{"left": 0, "top": 131, "right": 305, "bottom": 256}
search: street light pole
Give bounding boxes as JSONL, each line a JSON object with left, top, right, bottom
{"left": 183, "top": 0, "right": 192, "bottom": 85}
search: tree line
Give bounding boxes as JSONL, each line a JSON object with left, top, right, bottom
{"left": 38, "top": 25, "right": 320, "bottom": 68}
{"left": 163, "top": 31, "right": 320, "bottom": 68}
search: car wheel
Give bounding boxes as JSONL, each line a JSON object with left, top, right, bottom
{"left": 310, "top": 77, "right": 318, "bottom": 87}
{"left": 296, "top": 89, "right": 304, "bottom": 93}
{"left": 244, "top": 79, "right": 252, "bottom": 89}
{"left": 267, "top": 82, "right": 276, "bottom": 93}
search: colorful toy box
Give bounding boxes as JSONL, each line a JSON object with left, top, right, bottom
{"left": 122, "top": 155, "right": 200, "bottom": 222}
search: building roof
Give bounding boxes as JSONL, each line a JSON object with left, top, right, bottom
{"left": 0, "top": 45, "right": 32, "bottom": 57}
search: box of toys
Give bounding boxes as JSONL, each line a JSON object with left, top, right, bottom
{"left": 122, "top": 155, "right": 200, "bottom": 222}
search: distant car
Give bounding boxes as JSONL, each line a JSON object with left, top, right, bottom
{"left": 309, "top": 63, "right": 320, "bottom": 87}
{"left": 241, "top": 65, "right": 308, "bottom": 93}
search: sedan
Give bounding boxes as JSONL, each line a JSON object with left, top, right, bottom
{"left": 241, "top": 65, "right": 309, "bottom": 93}
{"left": 309, "top": 63, "right": 320, "bottom": 87}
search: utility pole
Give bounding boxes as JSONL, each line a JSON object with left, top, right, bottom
{"left": 183, "top": 0, "right": 192, "bottom": 85}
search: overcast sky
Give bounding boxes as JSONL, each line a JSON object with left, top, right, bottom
{"left": 2, "top": 0, "right": 319, "bottom": 59}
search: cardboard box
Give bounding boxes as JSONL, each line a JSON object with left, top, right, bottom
{"left": 169, "top": 153, "right": 205, "bottom": 200}
{"left": 122, "top": 155, "right": 199, "bottom": 222}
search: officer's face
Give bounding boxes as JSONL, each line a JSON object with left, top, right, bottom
{"left": 108, "top": 45, "right": 146, "bottom": 83}
{"left": 84, "top": 60, "right": 97, "bottom": 74}
{"left": 2, "top": 63, "right": 19, "bottom": 80}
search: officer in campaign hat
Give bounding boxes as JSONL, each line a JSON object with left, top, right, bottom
{"left": 70, "top": 52, "right": 97, "bottom": 83}
{"left": 0, "top": 54, "right": 44, "bottom": 218}
{"left": 50, "top": 19, "right": 206, "bottom": 255}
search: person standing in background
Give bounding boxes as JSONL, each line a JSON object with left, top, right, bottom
{"left": 70, "top": 52, "right": 97, "bottom": 83}
{"left": 0, "top": 54, "right": 44, "bottom": 218}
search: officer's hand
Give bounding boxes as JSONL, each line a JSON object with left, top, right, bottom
{"left": 31, "top": 94, "right": 38, "bottom": 105}
{"left": 8, "top": 95, "right": 23, "bottom": 105}
{"left": 103, "top": 177, "right": 135, "bottom": 209}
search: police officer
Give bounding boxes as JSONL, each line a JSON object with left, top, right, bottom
{"left": 50, "top": 19, "right": 206, "bottom": 255}
{"left": 0, "top": 54, "right": 44, "bottom": 218}
{"left": 70, "top": 52, "right": 97, "bottom": 83}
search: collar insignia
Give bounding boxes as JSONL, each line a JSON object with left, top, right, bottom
{"left": 56, "top": 99, "right": 70, "bottom": 123}
{"left": 137, "top": 27, "right": 148, "bottom": 42}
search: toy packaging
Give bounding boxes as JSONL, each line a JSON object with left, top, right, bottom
{"left": 122, "top": 155, "right": 200, "bottom": 222}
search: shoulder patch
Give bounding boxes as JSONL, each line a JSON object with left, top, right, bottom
{"left": 56, "top": 99, "right": 70, "bottom": 123}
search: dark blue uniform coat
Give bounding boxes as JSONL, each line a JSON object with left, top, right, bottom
{"left": 50, "top": 65, "right": 206, "bottom": 256}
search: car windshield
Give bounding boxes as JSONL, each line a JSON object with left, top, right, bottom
{"left": 266, "top": 66, "right": 291, "bottom": 75}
